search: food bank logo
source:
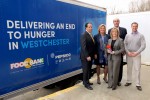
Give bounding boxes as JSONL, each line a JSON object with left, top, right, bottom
{"left": 10, "top": 58, "right": 44, "bottom": 69}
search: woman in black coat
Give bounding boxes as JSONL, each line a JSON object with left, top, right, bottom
{"left": 94, "top": 24, "right": 109, "bottom": 84}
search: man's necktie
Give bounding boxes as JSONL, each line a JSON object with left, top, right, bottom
{"left": 89, "top": 33, "right": 95, "bottom": 43}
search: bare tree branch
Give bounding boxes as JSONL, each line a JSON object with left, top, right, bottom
{"left": 129, "top": 0, "right": 150, "bottom": 13}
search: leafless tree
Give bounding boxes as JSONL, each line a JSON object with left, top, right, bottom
{"left": 109, "top": 0, "right": 150, "bottom": 15}
{"left": 129, "top": 1, "right": 138, "bottom": 13}
{"left": 145, "top": 0, "right": 150, "bottom": 11}
{"left": 129, "top": 0, "right": 150, "bottom": 13}
{"left": 109, "top": 6, "right": 125, "bottom": 15}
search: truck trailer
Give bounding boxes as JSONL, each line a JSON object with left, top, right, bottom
{"left": 0, "top": 0, "right": 106, "bottom": 99}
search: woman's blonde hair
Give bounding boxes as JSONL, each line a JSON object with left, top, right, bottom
{"left": 98, "top": 24, "right": 106, "bottom": 34}
{"left": 110, "top": 27, "right": 120, "bottom": 38}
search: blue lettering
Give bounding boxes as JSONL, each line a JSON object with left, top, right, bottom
{"left": 59, "top": 39, "right": 62, "bottom": 45}
{"left": 34, "top": 41, "right": 38, "bottom": 47}
{"left": 53, "top": 40, "right": 56, "bottom": 45}
{"left": 56, "top": 39, "right": 59, "bottom": 45}
{"left": 38, "top": 40, "right": 43, "bottom": 47}
{"left": 64, "top": 39, "right": 69, "bottom": 44}
{"left": 43, "top": 40, "right": 48, "bottom": 46}
{"left": 20, "top": 39, "right": 70, "bottom": 49}
{"left": 21, "top": 41, "right": 29, "bottom": 48}
{"left": 47, "top": 40, "right": 52, "bottom": 46}
{"left": 30, "top": 41, "right": 34, "bottom": 48}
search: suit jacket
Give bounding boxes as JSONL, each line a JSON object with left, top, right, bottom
{"left": 108, "top": 27, "right": 127, "bottom": 40}
{"left": 107, "top": 38, "right": 125, "bottom": 61}
{"left": 94, "top": 34, "right": 109, "bottom": 53}
{"left": 80, "top": 31, "right": 95, "bottom": 60}
{"left": 94, "top": 34, "right": 109, "bottom": 62}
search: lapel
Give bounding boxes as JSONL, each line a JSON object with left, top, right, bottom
{"left": 98, "top": 34, "right": 101, "bottom": 43}
{"left": 103, "top": 35, "right": 108, "bottom": 44}
{"left": 85, "top": 31, "right": 91, "bottom": 39}
{"left": 119, "top": 27, "right": 123, "bottom": 35}
{"left": 98, "top": 34, "right": 106, "bottom": 44}
{"left": 114, "top": 38, "right": 119, "bottom": 48}
{"left": 86, "top": 31, "right": 95, "bottom": 44}
{"left": 109, "top": 39, "right": 112, "bottom": 45}
{"left": 109, "top": 38, "right": 120, "bottom": 50}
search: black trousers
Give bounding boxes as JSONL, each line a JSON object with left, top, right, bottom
{"left": 81, "top": 59, "right": 92, "bottom": 86}
{"left": 118, "top": 54, "right": 123, "bottom": 83}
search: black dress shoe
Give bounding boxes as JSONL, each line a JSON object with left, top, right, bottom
{"left": 112, "top": 87, "right": 116, "bottom": 90}
{"left": 125, "top": 83, "right": 132, "bottom": 86}
{"left": 107, "top": 86, "right": 112, "bottom": 89}
{"left": 118, "top": 82, "right": 121, "bottom": 86}
{"left": 88, "top": 82, "right": 93, "bottom": 85}
{"left": 136, "top": 86, "right": 142, "bottom": 91}
{"left": 85, "top": 85, "right": 93, "bottom": 90}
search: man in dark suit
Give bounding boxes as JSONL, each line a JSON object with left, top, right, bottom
{"left": 108, "top": 18, "right": 127, "bottom": 86}
{"left": 80, "top": 22, "right": 95, "bottom": 90}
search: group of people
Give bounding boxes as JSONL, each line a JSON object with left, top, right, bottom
{"left": 80, "top": 18, "right": 146, "bottom": 91}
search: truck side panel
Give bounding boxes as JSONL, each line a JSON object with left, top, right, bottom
{"left": 0, "top": 0, "right": 106, "bottom": 97}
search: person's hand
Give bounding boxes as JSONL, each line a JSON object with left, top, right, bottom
{"left": 107, "top": 49, "right": 112, "bottom": 54}
{"left": 94, "top": 54, "right": 97, "bottom": 59}
{"left": 87, "top": 56, "right": 91, "bottom": 61}
{"left": 132, "top": 52, "right": 138, "bottom": 57}
{"left": 111, "top": 51, "right": 115, "bottom": 54}
{"left": 127, "top": 52, "right": 132, "bottom": 56}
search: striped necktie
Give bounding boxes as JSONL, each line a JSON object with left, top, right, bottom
{"left": 89, "top": 33, "right": 95, "bottom": 43}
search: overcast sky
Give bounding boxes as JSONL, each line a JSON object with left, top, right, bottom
{"left": 77, "top": 0, "right": 131, "bottom": 13}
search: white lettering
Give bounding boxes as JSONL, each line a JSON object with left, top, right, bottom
{"left": 9, "top": 42, "right": 18, "bottom": 50}
{"left": 10, "top": 58, "right": 44, "bottom": 69}
{"left": 66, "top": 24, "right": 75, "bottom": 29}
{"left": 7, "top": 20, "right": 14, "bottom": 28}
{"left": 14, "top": 31, "right": 21, "bottom": 39}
